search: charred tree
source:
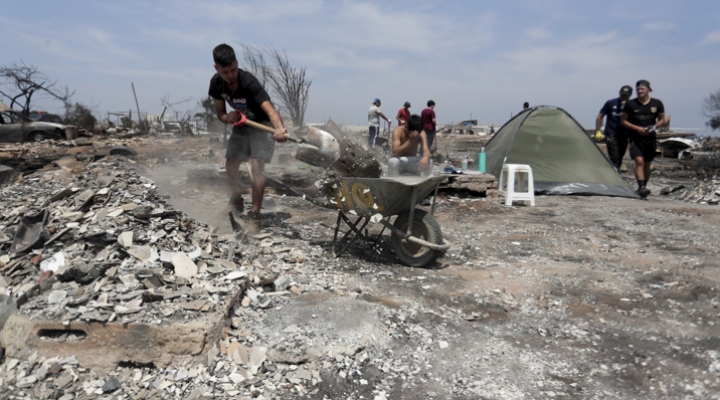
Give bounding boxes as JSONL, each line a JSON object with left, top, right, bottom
{"left": 702, "top": 89, "right": 720, "bottom": 130}
{"left": 64, "top": 102, "right": 98, "bottom": 131}
{"left": 0, "top": 61, "right": 73, "bottom": 116}
{"left": 237, "top": 45, "right": 311, "bottom": 128}
{"left": 266, "top": 48, "right": 311, "bottom": 128}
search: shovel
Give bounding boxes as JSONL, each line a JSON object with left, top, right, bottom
{"left": 232, "top": 112, "right": 340, "bottom": 168}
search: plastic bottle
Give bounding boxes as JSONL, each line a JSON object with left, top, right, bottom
{"left": 461, "top": 155, "right": 468, "bottom": 170}
{"left": 478, "top": 146, "right": 486, "bottom": 173}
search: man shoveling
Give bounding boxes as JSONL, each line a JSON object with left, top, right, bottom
{"left": 208, "top": 43, "right": 287, "bottom": 231}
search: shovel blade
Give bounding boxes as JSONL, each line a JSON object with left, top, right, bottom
{"left": 294, "top": 126, "right": 340, "bottom": 168}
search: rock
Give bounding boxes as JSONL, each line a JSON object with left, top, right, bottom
{"left": 118, "top": 231, "right": 133, "bottom": 248}
{"left": 229, "top": 372, "right": 245, "bottom": 384}
{"left": 273, "top": 275, "right": 292, "bottom": 292}
{"left": 48, "top": 290, "right": 68, "bottom": 304}
{"left": 0, "top": 294, "right": 17, "bottom": 331}
{"left": 171, "top": 252, "right": 197, "bottom": 279}
{"left": 54, "top": 373, "right": 73, "bottom": 389}
{"left": 17, "top": 375, "right": 37, "bottom": 388}
{"left": 0, "top": 164, "right": 21, "bottom": 187}
{"left": 102, "top": 377, "right": 121, "bottom": 393}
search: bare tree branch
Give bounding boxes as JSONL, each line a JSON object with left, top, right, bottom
{"left": 235, "top": 44, "right": 312, "bottom": 127}
{"left": 0, "top": 61, "right": 74, "bottom": 116}
{"left": 265, "top": 48, "right": 311, "bottom": 127}
{"left": 238, "top": 44, "right": 270, "bottom": 89}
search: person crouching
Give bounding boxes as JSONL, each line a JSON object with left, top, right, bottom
{"left": 387, "top": 114, "right": 432, "bottom": 177}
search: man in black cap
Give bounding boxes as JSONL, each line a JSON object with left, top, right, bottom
{"left": 595, "top": 85, "right": 633, "bottom": 170}
{"left": 621, "top": 80, "right": 667, "bottom": 198}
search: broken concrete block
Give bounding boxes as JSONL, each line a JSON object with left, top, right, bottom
{"left": 171, "top": 252, "right": 198, "bottom": 279}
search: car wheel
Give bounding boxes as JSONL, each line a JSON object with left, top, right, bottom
{"left": 28, "top": 131, "right": 46, "bottom": 142}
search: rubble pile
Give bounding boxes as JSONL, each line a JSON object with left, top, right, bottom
{"left": 0, "top": 154, "right": 428, "bottom": 398}
{"left": 0, "top": 136, "right": 219, "bottom": 177}
{"left": 662, "top": 179, "right": 720, "bottom": 205}
{"left": 0, "top": 156, "right": 250, "bottom": 325}
{"left": 699, "top": 136, "right": 720, "bottom": 152}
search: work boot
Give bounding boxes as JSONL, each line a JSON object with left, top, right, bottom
{"left": 244, "top": 210, "right": 262, "bottom": 232}
{"left": 636, "top": 187, "right": 651, "bottom": 198}
{"left": 229, "top": 195, "right": 244, "bottom": 214}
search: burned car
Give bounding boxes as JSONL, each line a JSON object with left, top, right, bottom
{"left": 0, "top": 103, "right": 69, "bottom": 143}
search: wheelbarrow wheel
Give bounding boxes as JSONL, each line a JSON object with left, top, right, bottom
{"left": 391, "top": 209, "right": 443, "bottom": 267}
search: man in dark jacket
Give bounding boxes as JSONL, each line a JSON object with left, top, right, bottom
{"left": 596, "top": 85, "right": 633, "bottom": 170}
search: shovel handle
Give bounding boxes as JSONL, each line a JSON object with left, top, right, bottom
{"left": 236, "top": 116, "right": 298, "bottom": 142}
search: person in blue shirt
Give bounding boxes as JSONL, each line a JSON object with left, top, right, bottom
{"left": 595, "top": 85, "right": 632, "bottom": 170}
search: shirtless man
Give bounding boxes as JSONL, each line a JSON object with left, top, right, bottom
{"left": 387, "top": 114, "right": 432, "bottom": 177}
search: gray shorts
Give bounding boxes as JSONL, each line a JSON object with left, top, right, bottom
{"left": 226, "top": 122, "right": 275, "bottom": 162}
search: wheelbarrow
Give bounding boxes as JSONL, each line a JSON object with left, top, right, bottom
{"left": 263, "top": 174, "right": 450, "bottom": 267}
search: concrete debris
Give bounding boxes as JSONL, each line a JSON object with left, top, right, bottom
{"left": 663, "top": 179, "right": 720, "bottom": 205}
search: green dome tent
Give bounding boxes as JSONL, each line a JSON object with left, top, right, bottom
{"left": 486, "top": 106, "right": 639, "bottom": 198}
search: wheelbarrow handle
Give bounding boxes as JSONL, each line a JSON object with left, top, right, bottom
{"left": 379, "top": 219, "right": 451, "bottom": 252}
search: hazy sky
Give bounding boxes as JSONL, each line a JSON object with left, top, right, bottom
{"left": 3, "top": 1, "right": 720, "bottom": 133}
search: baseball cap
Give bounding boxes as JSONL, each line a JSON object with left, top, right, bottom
{"left": 636, "top": 80, "right": 652, "bottom": 92}
{"left": 374, "top": 98, "right": 381, "bottom": 103}
{"left": 404, "top": 101, "right": 411, "bottom": 107}
{"left": 619, "top": 85, "right": 633, "bottom": 96}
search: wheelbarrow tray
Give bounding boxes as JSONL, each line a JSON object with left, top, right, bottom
{"left": 327, "top": 175, "right": 446, "bottom": 218}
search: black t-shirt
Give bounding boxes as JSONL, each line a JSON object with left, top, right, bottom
{"left": 622, "top": 98, "right": 664, "bottom": 140}
{"left": 208, "top": 69, "right": 271, "bottom": 122}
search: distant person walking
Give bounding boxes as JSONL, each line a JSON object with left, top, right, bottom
{"left": 396, "top": 101, "right": 411, "bottom": 127}
{"left": 621, "top": 80, "right": 667, "bottom": 198}
{"left": 368, "top": 98, "right": 391, "bottom": 149}
{"left": 596, "top": 85, "right": 633, "bottom": 170}
{"left": 421, "top": 100, "right": 437, "bottom": 150}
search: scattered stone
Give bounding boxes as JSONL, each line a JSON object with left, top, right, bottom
{"left": 102, "top": 377, "right": 121, "bottom": 393}
{"left": 171, "top": 252, "right": 198, "bottom": 279}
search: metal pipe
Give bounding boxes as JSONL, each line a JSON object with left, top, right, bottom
{"left": 131, "top": 82, "right": 142, "bottom": 125}
{"left": 379, "top": 220, "right": 451, "bottom": 251}
{"left": 407, "top": 186, "right": 417, "bottom": 236}
{"left": 431, "top": 184, "right": 439, "bottom": 215}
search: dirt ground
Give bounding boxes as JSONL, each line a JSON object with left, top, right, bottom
{"left": 125, "top": 135, "right": 720, "bottom": 399}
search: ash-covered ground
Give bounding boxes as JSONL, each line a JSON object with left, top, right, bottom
{"left": 2, "top": 133, "right": 719, "bottom": 400}
{"left": 138, "top": 136, "right": 720, "bottom": 399}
